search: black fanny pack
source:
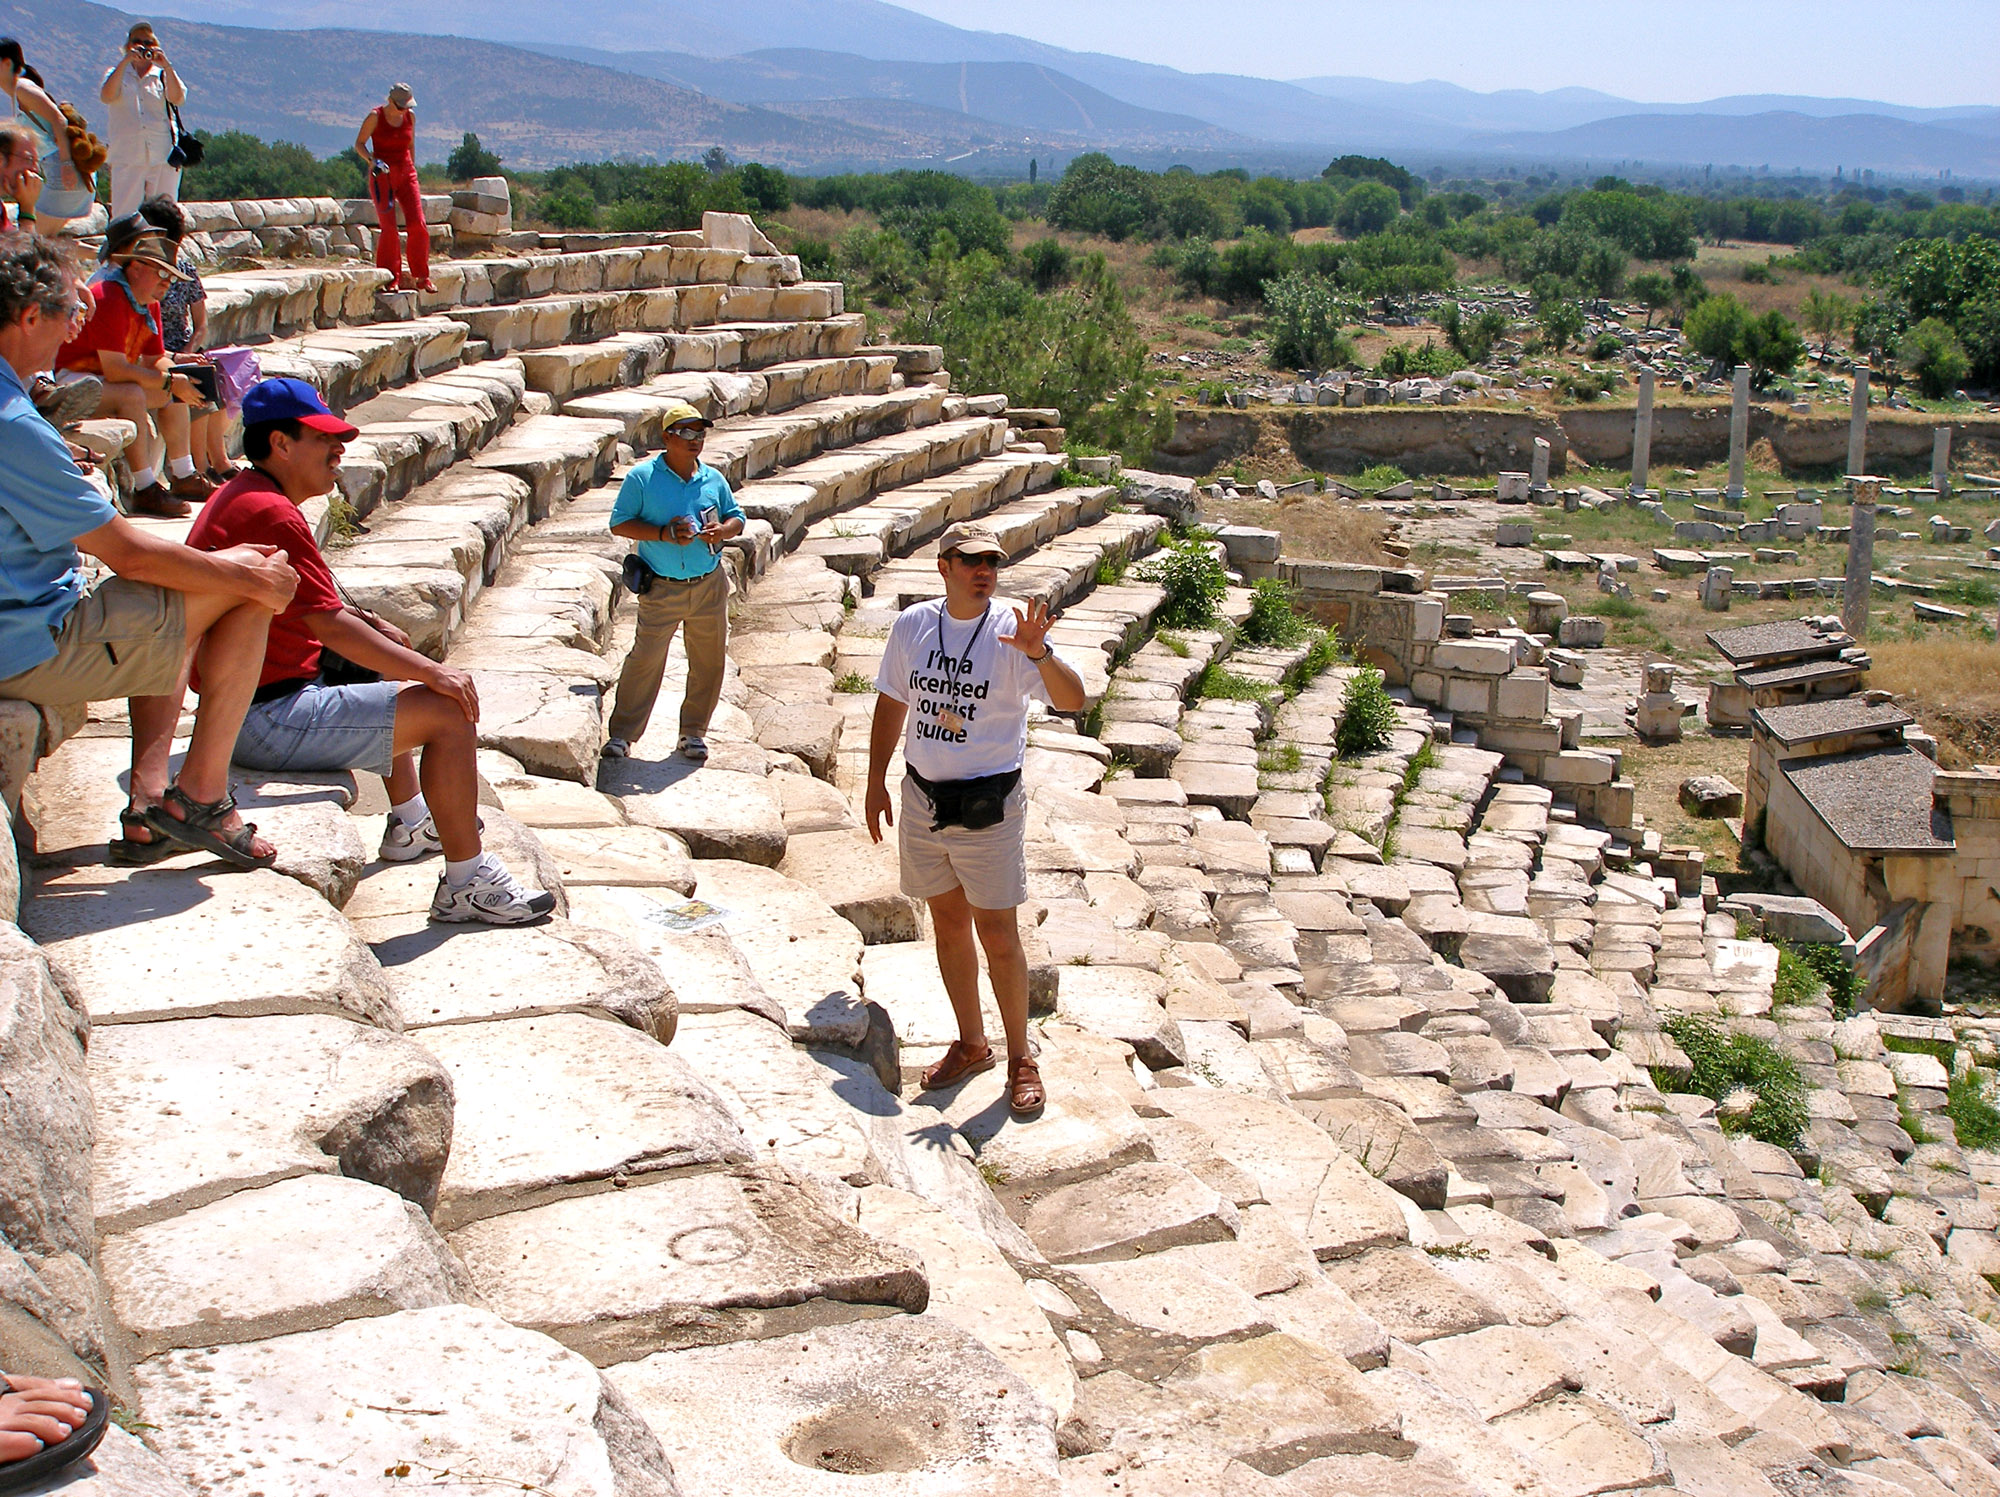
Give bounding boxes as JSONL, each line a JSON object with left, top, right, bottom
{"left": 621, "top": 552, "right": 656, "bottom": 596}
{"left": 908, "top": 765, "right": 1021, "bottom": 831}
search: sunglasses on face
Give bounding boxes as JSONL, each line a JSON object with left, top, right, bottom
{"left": 666, "top": 424, "right": 707, "bottom": 440}
{"left": 946, "top": 552, "right": 1000, "bottom": 570}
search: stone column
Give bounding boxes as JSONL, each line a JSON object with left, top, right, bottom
{"left": 1630, "top": 368, "right": 1654, "bottom": 498}
{"left": 1530, "top": 437, "right": 1551, "bottom": 493}
{"left": 1725, "top": 364, "right": 1751, "bottom": 501}
{"left": 1842, "top": 476, "right": 1879, "bottom": 639}
{"left": 1847, "top": 366, "right": 1869, "bottom": 478}
{"left": 1932, "top": 426, "right": 1951, "bottom": 499}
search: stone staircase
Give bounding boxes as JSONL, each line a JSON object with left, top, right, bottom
{"left": 7, "top": 220, "right": 2000, "bottom": 1496}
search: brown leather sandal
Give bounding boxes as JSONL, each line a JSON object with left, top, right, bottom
{"left": 920, "top": 1040, "right": 996, "bottom": 1091}
{"left": 1008, "top": 1055, "right": 1045, "bottom": 1116}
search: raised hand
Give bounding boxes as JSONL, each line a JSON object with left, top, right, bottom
{"left": 1005, "top": 597, "right": 1057, "bottom": 658}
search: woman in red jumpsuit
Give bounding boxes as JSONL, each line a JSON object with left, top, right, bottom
{"left": 353, "top": 83, "right": 433, "bottom": 292}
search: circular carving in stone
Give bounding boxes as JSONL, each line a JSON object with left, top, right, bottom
{"left": 669, "top": 1223, "right": 750, "bottom": 1266}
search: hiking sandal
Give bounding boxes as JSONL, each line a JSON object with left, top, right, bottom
{"left": 920, "top": 1040, "right": 996, "bottom": 1091}
{"left": 108, "top": 807, "right": 181, "bottom": 866}
{"left": 0, "top": 1379, "right": 109, "bottom": 1495}
{"left": 1008, "top": 1055, "right": 1045, "bottom": 1116}
{"left": 141, "top": 786, "right": 276, "bottom": 871}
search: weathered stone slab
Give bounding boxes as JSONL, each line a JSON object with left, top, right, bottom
{"left": 1055, "top": 966, "right": 1186, "bottom": 1070}
{"left": 449, "top": 1164, "right": 926, "bottom": 1364}
{"left": 27, "top": 865, "right": 397, "bottom": 1029}
{"left": 1492, "top": 1393, "right": 1669, "bottom": 1494}
{"left": 1069, "top": 1253, "right": 1275, "bottom": 1342}
{"left": 362, "top": 914, "right": 677, "bottom": 1040}
{"left": 1401, "top": 1323, "right": 1579, "bottom": 1420}
{"left": 1300, "top": 1097, "right": 1449, "bottom": 1209}
{"left": 137, "top": 1305, "right": 678, "bottom": 1497}
{"left": 692, "top": 860, "right": 863, "bottom": 1017}
{"left": 566, "top": 885, "right": 786, "bottom": 1026}
{"left": 101, "top": 1174, "right": 467, "bottom": 1356}
{"left": 605, "top": 1315, "right": 1060, "bottom": 1494}
{"left": 1322, "top": 1248, "right": 1505, "bottom": 1343}
{"left": 538, "top": 825, "right": 699, "bottom": 892}
{"left": 611, "top": 764, "right": 787, "bottom": 865}
{"left": 90, "top": 1015, "right": 451, "bottom": 1231}
{"left": 421, "top": 1013, "right": 751, "bottom": 1229}
{"left": 778, "top": 829, "right": 923, "bottom": 944}
{"left": 1022, "top": 1162, "right": 1239, "bottom": 1263}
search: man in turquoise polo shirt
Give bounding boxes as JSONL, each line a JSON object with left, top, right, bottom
{"left": 602, "top": 401, "right": 744, "bottom": 761}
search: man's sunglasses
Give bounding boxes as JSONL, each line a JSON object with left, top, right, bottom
{"left": 945, "top": 551, "right": 1000, "bottom": 570}
{"left": 666, "top": 423, "right": 708, "bottom": 440}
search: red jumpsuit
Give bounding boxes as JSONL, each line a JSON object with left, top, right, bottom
{"left": 366, "top": 106, "right": 429, "bottom": 285}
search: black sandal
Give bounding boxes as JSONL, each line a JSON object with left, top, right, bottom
{"left": 141, "top": 786, "right": 276, "bottom": 871}
{"left": 108, "top": 807, "right": 181, "bottom": 866}
{"left": 0, "top": 1381, "right": 109, "bottom": 1495}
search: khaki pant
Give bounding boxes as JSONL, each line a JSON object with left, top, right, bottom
{"left": 608, "top": 566, "right": 729, "bottom": 744}
{"left": 0, "top": 577, "right": 187, "bottom": 707}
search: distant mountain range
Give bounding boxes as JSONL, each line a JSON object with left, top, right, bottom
{"left": 20, "top": 0, "right": 2000, "bottom": 178}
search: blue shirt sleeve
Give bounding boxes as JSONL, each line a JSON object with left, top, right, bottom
{"left": 1, "top": 410, "right": 116, "bottom": 550}
{"left": 608, "top": 462, "right": 651, "bottom": 529}
{"left": 708, "top": 470, "right": 744, "bottom": 523}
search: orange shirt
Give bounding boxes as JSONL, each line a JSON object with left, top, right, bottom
{"left": 55, "top": 273, "right": 163, "bottom": 377}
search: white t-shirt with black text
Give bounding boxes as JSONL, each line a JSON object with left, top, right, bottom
{"left": 875, "top": 599, "right": 1051, "bottom": 780}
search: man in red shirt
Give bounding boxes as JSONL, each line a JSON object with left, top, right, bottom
{"left": 167, "top": 378, "right": 553, "bottom": 925}
{"left": 55, "top": 214, "right": 211, "bottom": 517}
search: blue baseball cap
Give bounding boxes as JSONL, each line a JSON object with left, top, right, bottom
{"left": 240, "top": 377, "right": 358, "bottom": 438}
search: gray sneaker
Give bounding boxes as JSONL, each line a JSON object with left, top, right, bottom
{"left": 601, "top": 737, "right": 630, "bottom": 760}
{"left": 678, "top": 735, "right": 708, "bottom": 762}
{"left": 379, "top": 813, "right": 442, "bottom": 863}
{"left": 430, "top": 856, "right": 556, "bottom": 926}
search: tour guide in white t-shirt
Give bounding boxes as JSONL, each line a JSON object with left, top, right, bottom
{"left": 867, "top": 521, "right": 1085, "bottom": 1117}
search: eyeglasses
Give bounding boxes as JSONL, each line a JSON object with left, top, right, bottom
{"left": 666, "top": 424, "right": 707, "bottom": 440}
{"left": 946, "top": 552, "right": 1000, "bottom": 570}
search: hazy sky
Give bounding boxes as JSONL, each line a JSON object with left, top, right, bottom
{"left": 894, "top": 0, "right": 1999, "bottom": 106}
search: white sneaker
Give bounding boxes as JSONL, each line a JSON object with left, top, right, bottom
{"left": 430, "top": 856, "right": 557, "bottom": 925}
{"left": 602, "top": 737, "right": 630, "bottom": 759}
{"left": 379, "top": 813, "right": 443, "bottom": 863}
{"left": 678, "top": 735, "right": 708, "bottom": 762}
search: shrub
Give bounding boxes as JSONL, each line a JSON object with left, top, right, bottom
{"left": 1356, "top": 463, "right": 1409, "bottom": 488}
{"left": 1555, "top": 368, "right": 1615, "bottom": 402}
{"left": 1336, "top": 181, "right": 1402, "bottom": 237}
{"left": 1591, "top": 330, "right": 1625, "bottom": 359}
{"left": 1241, "top": 578, "right": 1312, "bottom": 647}
{"left": 1790, "top": 943, "right": 1860, "bottom": 1017}
{"left": 1263, "top": 272, "right": 1356, "bottom": 369}
{"left": 1437, "top": 301, "right": 1510, "bottom": 363}
{"left": 534, "top": 187, "right": 598, "bottom": 230}
{"left": 1537, "top": 298, "right": 1586, "bottom": 354}
{"left": 1376, "top": 340, "right": 1460, "bottom": 379}
{"left": 1658, "top": 1016, "right": 1809, "bottom": 1149}
{"left": 1336, "top": 665, "right": 1399, "bottom": 758}
{"left": 1899, "top": 317, "right": 1972, "bottom": 398}
{"left": 1021, "top": 237, "right": 1074, "bottom": 291}
{"left": 1137, "top": 533, "right": 1228, "bottom": 630}
{"left": 1685, "top": 292, "right": 1803, "bottom": 385}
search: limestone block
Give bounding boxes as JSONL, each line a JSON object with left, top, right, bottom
{"left": 448, "top": 1163, "right": 926, "bottom": 1364}
{"left": 421, "top": 1013, "right": 752, "bottom": 1229}
{"left": 610, "top": 763, "right": 787, "bottom": 866}
{"left": 1022, "top": 1162, "right": 1240, "bottom": 1263}
{"left": 566, "top": 885, "right": 785, "bottom": 1027}
{"left": 1493, "top": 1393, "right": 1668, "bottom": 1492}
{"left": 1403, "top": 1323, "right": 1580, "bottom": 1420}
{"left": 1431, "top": 640, "right": 1516, "bottom": 675}
{"left": 100, "top": 1174, "right": 468, "bottom": 1356}
{"left": 0, "top": 922, "right": 93, "bottom": 1272}
{"left": 605, "top": 1315, "right": 1059, "bottom": 1492}
{"left": 137, "top": 1305, "right": 676, "bottom": 1496}
{"left": 1300, "top": 1096, "right": 1449, "bottom": 1208}
{"left": 26, "top": 864, "right": 397, "bottom": 1029}
{"left": 89, "top": 1014, "right": 452, "bottom": 1231}
{"left": 854, "top": 1185, "right": 1076, "bottom": 1423}
{"left": 1322, "top": 1247, "right": 1505, "bottom": 1343}
{"left": 361, "top": 912, "right": 677, "bottom": 1041}
{"left": 1055, "top": 965, "right": 1185, "bottom": 1069}
{"left": 468, "top": 669, "right": 604, "bottom": 783}
{"left": 537, "top": 825, "right": 698, "bottom": 893}
{"left": 928, "top": 1053, "right": 1152, "bottom": 1191}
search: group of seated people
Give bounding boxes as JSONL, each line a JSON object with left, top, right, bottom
{"left": 0, "top": 229, "right": 554, "bottom": 926}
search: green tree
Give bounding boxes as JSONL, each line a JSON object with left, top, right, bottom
{"left": 533, "top": 187, "right": 597, "bottom": 229}
{"left": 1046, "top": 153, "right": 1159, "bottom": 241}
{"left": 1898, "top": 317, "right": 1971, "bottom": 398}
{"left": 1629, "top": 271, "right": 1674, "bottom": 329}
{"left": 1336, "top": 181, "right": 1401, "bottom": 237}
{"left": 446, "top": 132, "right": 501, "bottom": 181}
{"left": 1799, "top": 287, "right": 1853, "bottom": 361}
{"left": 1537, "top": 297, "right": 1585, "bottom": 353}
{"left": 1263, "top": 272, "right": 1357, "bottom": 369}
{"left": 1683, "top": 290, "right": 1750, "bottom": 366}
{"left": 1686, "top": 292, "right": 1801, "bottom": 384}
{"left": 733, "top": 162, "right": 792, "bottom": 212}
{"left": 1850, "top": 296, "right": 1907, "bottom": 366}
{"left": 1020, "top": 237, "right": 1073, "bottom": 291}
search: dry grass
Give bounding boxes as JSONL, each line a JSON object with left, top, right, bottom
{"left": 1206, "top": 495, "right": 1395, "bottom": 565}
{"left": 1691, "top": 242, "right": 1858, "bottom": 322}
{"left": 1867, "top": 635, "right": 2000, "bottom": 767}
{"left": 1619, "top": 730, "right": 1758, "bottom": 879}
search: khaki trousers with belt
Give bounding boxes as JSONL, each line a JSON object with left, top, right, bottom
{"left": 608, "top": 565, "right": 729, "bottom": 744}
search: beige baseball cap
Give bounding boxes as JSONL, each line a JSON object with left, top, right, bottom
{"left": 387, "top": 82, "right": 415, "bottom": 107}
{"left": 938, "top": 521, "right": 1006, "bottom": 559}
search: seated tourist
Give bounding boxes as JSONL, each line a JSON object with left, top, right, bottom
{"left": 54, "top": 212, "right": 211, "bottom": 518}
{"left": 0, "top": 230, "right": 295, "bottom": 869}
{"left": 175, "top": 377, "right": 555, "bottom": 925}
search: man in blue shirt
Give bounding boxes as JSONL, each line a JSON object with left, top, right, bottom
{"left": 602, "top": 401, "right": 744, "bottom": 762}
{"left": 0, "top": 232, "right": 298, "bottom": 869}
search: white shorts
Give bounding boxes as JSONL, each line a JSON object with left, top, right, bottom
{"left": 897, "top": 775, "right": 1028, "bottom": 911}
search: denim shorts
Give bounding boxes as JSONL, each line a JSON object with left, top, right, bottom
{"left": 233, "top": 680, "right": 401, "bottom": 777}
{"left": 35, "top": 152, "right": 96, "bottom": 221}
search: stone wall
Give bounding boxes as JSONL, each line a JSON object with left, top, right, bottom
{"left": 1154, "top": 404, "right": 2000, "bottom": 480}
{"left": 180, "top": 178, "right": 516, "bottom": 263}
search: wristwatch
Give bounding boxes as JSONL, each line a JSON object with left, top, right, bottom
{"left": 1028, "top": 644, "right": 1052, "bottom": 662}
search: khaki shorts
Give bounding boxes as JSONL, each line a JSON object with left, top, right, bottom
{"left": 898, "top": 774, "right": 1028, "bottom": 910}
{"left": 0, "top": 577, "right": 187, "bottom": 706}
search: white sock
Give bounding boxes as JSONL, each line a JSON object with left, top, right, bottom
{"left": 168, "top": 454, "right": 196, "bottom": 480}
{"left": 131, "top": 466, "right": 157, "bottom": 490}
{"left": 445, "top": 854, "right": 487, "bottom": 887}
{"left": 390, "top": 794, "right": 429, "bottom": 829}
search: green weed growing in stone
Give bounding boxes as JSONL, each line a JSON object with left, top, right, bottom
{"left": 1259, "top": 742, "right": 1302, "bottom": 775}
{"left": 1947, "top": 1068, "right": 2000, "bottom": 1152}
{"left": 1156, "top": 632, "right": 1191, "bottom": 658}
{"left": 1656, "top": 1015, "right": 1810, "bottom": 1150}
{"left": 833, "top": 671, "right": 874, "bottom": 694}
{"left": 1095, "top": 551, "right": 1129, "bottom": 587}
{"left": 1137, "top": 533, "right": 1228, "bottom": 630}
{"left": 1195, "top": 664, "right": 1270, "bottom": 703}
{"left": 1241, "top": 579, "right": 1313, "bottom": 648}
{"left": 1335, "top": 664, "right": 1399, "bottom": 759}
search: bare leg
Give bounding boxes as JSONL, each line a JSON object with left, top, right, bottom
{"left": 143, "top": 594, "right": 275, "bottom": 858}
{"left": 384, "top": 751, "right": 421, "bottom": 807}
{"left": 927, "top": 884, "right": 990, "bottom": 1057}
{"left": 153, "top": 400, "right": 192, "bottom": 465}
{"left": 972, "top": 905, "right": 1032, "bottom": 1063}
{"left": 390, "top": 685, "right": 482, "bottom": 861}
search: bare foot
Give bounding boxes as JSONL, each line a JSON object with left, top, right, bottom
{"left": 0, "top": 1377, "right": 91, "bottom": 1462}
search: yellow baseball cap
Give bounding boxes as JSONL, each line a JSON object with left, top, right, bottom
{"left": 660, "top": 401, "right": 712, "bottom": 432}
